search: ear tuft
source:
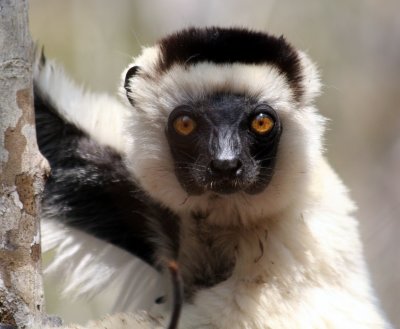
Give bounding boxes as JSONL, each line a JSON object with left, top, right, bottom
{"left": 124, "top": 65, "right": 140, "bottom": 106}
{"left": 297, "top": 51, "right": 322, "bottom": 106}
{"left": 33, "top": 44, "right": 47, "bottom": 72}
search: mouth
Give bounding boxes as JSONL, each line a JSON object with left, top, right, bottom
{"left": 207, "top": 178, "right": 245, "bottom": 194}
{"left": 180, "top": 179, "right": 244, "bottom": 195}
{"left": 177, "top": 168, "right": 264, "bottom": 196}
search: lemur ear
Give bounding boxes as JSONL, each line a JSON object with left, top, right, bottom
{"left": 124, "top": 65, "right": 140, "bottom": 106}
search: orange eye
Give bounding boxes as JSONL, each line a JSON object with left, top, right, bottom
{"left": 173, "top": 115, "right": 196, "bottom": 136}
{"left": 251, "top": 113, "right": 274, "bottom": 135}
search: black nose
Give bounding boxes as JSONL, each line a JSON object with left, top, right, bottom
{"left": 209, "top": 158, "right": 243, "bottom": 177}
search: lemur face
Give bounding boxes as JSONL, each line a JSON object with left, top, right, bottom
{"left": 165, "top": 93, "right": 282, "bottom": 195}
{"left": 123, "top": 27, "right": 322, "bottom": 215}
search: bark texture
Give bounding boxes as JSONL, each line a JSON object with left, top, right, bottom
{"left": 0, "top": 0, "right": 47, "bottom": 327}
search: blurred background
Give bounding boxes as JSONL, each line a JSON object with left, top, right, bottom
{"left": 29, "top": 0, "right": 400, "bottom": 327}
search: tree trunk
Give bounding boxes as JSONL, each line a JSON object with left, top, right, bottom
{"left": 0, "top": 0, "right": 47, "bottom": 328}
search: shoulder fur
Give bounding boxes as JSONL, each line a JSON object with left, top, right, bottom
{"left": 34, "top": 52, "right": 129, "bottom": 154}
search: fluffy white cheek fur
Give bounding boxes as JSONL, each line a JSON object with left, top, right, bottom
{"left": 254, "top": 106, "right": 326, "bottom": 217}
{"left": 124, "top": 111, "right": 189, "bottom": 209}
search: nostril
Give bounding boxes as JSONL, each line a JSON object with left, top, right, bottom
{"left": 209, "top": 158, "right": 243, "bottom": 176}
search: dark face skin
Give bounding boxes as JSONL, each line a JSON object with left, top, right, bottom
{"left": 166, "top": 93, "right": 282, "bottom": 195}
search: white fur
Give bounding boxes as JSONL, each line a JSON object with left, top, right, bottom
{"left": 42, "top": 220, "right": 163, "bottom": 313}
{"left": 34, "top": 58, "right": 129, "bottom": 154}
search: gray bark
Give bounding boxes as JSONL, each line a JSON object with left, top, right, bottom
{"left": 0, "top": 0, "right": 47, "bottom": 327}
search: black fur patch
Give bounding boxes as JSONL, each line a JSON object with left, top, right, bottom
{"left": 34, "top": 87, "right": 180, "bottom": 267}
{"left": 158, "top": 27, "right": 304, "bottom": 101}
